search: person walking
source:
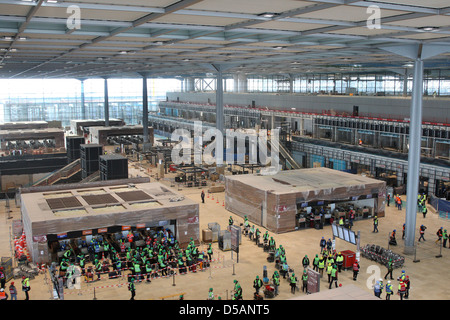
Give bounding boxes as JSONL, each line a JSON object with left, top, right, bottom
{"left": 384, "top": 259, "right": 394, "bottom": 280}
{"left": 301, "top": 255, "right": 310, "bottom": 270}
{"left": 201, "top": 190, "right": 205, "bottom": 203}
{"left": 436, "top": 227, "right": 443, "bottom": 245}
{"left": 373, "top": 216, "right": 379, "bottom": 233}
{"left": 402, "top": 224, "right": 405, "bottom": 240}
{"left": 422, "top": 205, "right": 427, "bottom": 218}
{"left": 253, "top": 275, "right": 263, "bottom": 295}
{"left": 352, "top": 260, "right": 360, "bottom": 281}
{"left": 319, "top": 237, "right": 326, "bottom": 253}
{"left": 326, "top": 263, "right": 333, "bottom": 283}
{"left": 418, "top": 225, "right": 426, "bottom": 242}
{"left": 387, "top": 193, "right": 390, "bottom": 207}
{"left": 443, "top": 229, "right": 448, "bottom": 248}
{"left": 329, "top": 265, "right": 338, "bottom": 289}
{"left": 8, "top": 282, "right": 17, "bottom": 300}
{"left": 128, "top": 277, "right": 136, "bottom": 300}
{"left": 312, "top": 254, "right": 319, "bottom": 272}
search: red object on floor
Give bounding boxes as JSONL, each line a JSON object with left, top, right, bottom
{"left": 340, "top": 250, "right": 356, "bottom": 270}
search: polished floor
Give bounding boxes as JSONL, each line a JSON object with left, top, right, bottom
{"left": 1, "top": 163, "right": 449, "bottom": 301}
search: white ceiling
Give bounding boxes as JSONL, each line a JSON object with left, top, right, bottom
{"left": 0, "top": 0, "right": 449, "bottom": 79}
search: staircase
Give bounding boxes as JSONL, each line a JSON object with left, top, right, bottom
{"left": 269, "top": 139, "right": 302, "bottom": 170}
{"left": 80, "top": 170, "right": 100, "bottom": 183}
{"left": 32, "top": 159, "right": 81, "bottom": 187}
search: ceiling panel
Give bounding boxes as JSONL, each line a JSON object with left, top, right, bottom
{"left": 187, "top": 0, "right": 314, "bottom": 14}
{"left": 251, "top": 21, "right": 332, "bottom": 32}
{"left": 374, "top": 0, "right": 450, "bottom": 9}
{"left": 34, "top": 7, "right": 146, "bottom": 22}
{"left": 386, "top": 15, "right": 450, "bottom": 27}
{"left": 152, "top": 13, "right": 247, "bottom": 26}
{"left": 295, "top": 5, "right": 408, "bottom": 22}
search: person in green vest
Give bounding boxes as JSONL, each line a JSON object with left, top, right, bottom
{"left": 272, "top": 271, "right": 280, "bottom": 296}
{"left": 269, "top": 237, "right": 276, "bottom": 252}
{"left": 159, "top": 257, "right": 167, "bottom": 277}
{"left": 95, "top": 259, "right": 102, "bottom": 280}
{"left": 443, "top": 229, "right": 448, "bottom": 248}
{"left": 329, "top": 265, "right": 338, "bottom": 289}
{"left": 63, "top": 248, "right": 72, "bottom": 260}
{"left": 103, "top": 241, "right": 109, "bottom": 259}
{"left": 208, "top": 288, "right": 214, "bottom": 300}
{"left": 301, "top": 270, "right": 308, "bottom": 293}
{"left": 233, "top": 279, "right": 242, "bottom": 300}
{"left": 318, "top": 256, "right": 325, "bottom": 277}
{"left": 384, "top": 259, "right": 394, "bottom": 280}
{"left": 197, "top": 251, "right": 204, "bottom": 270}
{"left": 249, "top": 225, "right": 255, "bottom": 240}
{"left": 255, "top": 228, "right": 261, "bottom": 245}
{"left": 133, "top": 261, "right": 141, "bottom": 281}
{"left": 263, "top": 231, "right": 269, "bottom": 245}
{"left": 229, "top": 216, "right": 234, "bottom": 226}
{"left": 178, "top": 256, "right": 186, "bottom": 274}
{"left": 289, "top": 273, "right": 297, "bottom": 294}
{"left": 243, "top": 216, "right": 250, "bottom": 236}
{"left": 336, "top": 252, "right": 344, "bottom": 272}
{"left": 301, "top": 255, "right": 310, "bottom": 269}
{"left": 115, "top": 259, "right": 122, "bottom": 276}
{"left": 312, "top": 254, "right": 320, "bottom": 272}
{"left": 327, "top": 254, "right": 335, "bottom": 267}
{"left": 207, "top": 243, "right": 213, "bottom": 261}
{"left": 128, "top": 277, "right": 136, "bottom": 300}
{"left": 373, "top": 216, "right": 379, "bottom": 233}
{"left": 79, "top": 256, "right": 86, "bottom": 274}
{"left": 326, "top": 262, "right": 333, "bottom": 283}
{"left": 253, "top": 275, "right": 263, "bottom": 295}
{"left": 385, "top": 280, "right": 393, "bottom": 300}
{"left": 145, "top": 261, "right": 152, "bottom": 283}
{"left": 22, "top": 276, "right": 30, "bottom": 300}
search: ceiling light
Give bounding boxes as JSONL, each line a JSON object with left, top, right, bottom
{"left": 258, "top": 12, "right": 278, "bottom": 18}
{"left": 273, "top": 46, "right": 285, "bottom": 50}
{"left": 182, "top": 59, "right": 190, "bottom": 62}
{"left": 119, "top": 51, "right": 128, "bottom": 54}
{"left": 419, "top": 26, "right": 439, "bottom": 32}
{"left": 18, "top": 37, "right": 27, "bottom": 41}
{"left": 47, "top": 0, "right": 58, "bottom": 3}
{"left": 3, "top": 36, "right": 12, "bottom": 41}
{"left": 403, "top": 63, "right": 414, "bottom": 68}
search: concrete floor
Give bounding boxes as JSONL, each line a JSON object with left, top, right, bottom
{"left": 1, "top": 162, "right": 449, "bottom": 301}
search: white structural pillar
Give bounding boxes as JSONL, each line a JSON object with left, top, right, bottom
{"left": 141, "top": 74, "right": 149, "bottom": 144}
{"left": 103, "top": 77, "right": 109, "bottom": 127}
{"left": 237, "top": 72, "right": 247, "bottom": 93}
{"left": 404, "top": 57, "right": 423, "bottom": 254}
{"left": 215, "top": 66, "right": 224, "bottom": 136}
{"left": 381, "top": 43, "right": 450, "bottom": 255}
{"left": 80, "top": 79, "right": 86, "bottom": 120}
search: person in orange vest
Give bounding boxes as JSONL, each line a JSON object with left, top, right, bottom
{"left": 398, "top": 280, "right": 406, "bottom": 300}
{"left": 0, "top": 288, "right": 7, "bottom": 300}
{"left": 358, "top": 139, "right": 363, "bottom": 146}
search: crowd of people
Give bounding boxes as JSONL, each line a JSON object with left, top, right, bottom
{"left": 57, "top": 229, "right": 214, "bottom": 299}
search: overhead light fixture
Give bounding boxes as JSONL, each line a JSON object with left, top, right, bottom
{"left": 47, "top": 0, "right": 58, "bottom": 3}
{"left": 18, "top": 37, "right": 27, "bottom": 41}
{"left": 182, "top": 58, "right": 190, "bottom": 62}
{"left": 403, "top": 63, "right": 414, "bottom": 68}
{"left": 119, "top": 51, "right": 128, "bottom": 54}
{"left": 273, "top": 46, "right": 285, "bottom": 50}
{"left": 3, "top": 36, "right": 12, "bottom": 41}
{"left": 10, "top": 48, "right": 17, "bottom": 52}
{"left": 258, "top": 12, "right": 278, "bottom": 18}
{"left": 418, "top": 26, "right": 439, "bottom": 32}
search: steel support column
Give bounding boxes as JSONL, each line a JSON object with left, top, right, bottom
{"left": 103, "top": 77, "right": 109, "bottom": 127}
{"left": 80, "top": 79, "right": 86, "bottom": 120}
{"left": 142, "top": 74, "right": 149, "bottom": 143}
{"left": 404, "top": 58, "right": 423, "bottom": 254}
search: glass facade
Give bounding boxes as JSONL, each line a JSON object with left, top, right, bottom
{"left": 0, "top": 78, "right": 182, "bottom": 127}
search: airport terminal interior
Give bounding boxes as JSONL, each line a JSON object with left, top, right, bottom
{"left": 0, "top": 0, "right": 449, "bottom": 301}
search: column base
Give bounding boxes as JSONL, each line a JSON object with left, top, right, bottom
{"left": 403, "top": 245, "right": 415, "bottom": 255}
